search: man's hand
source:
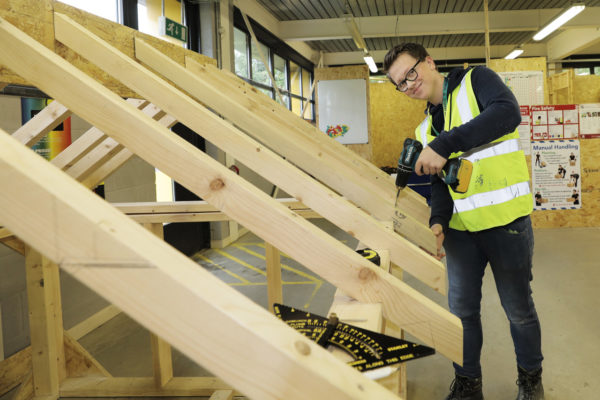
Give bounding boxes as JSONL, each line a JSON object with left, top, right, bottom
{"left": 415, "top": 146, "right": 447, "bottom": 176}
{"left": 431, "top": 223, "right": 446, "bottom": 260}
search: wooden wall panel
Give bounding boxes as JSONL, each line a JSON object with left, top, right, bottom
{"left": 370, "top": 81, "right": 426, "bottom": 168}
{"left": 489, "top": 57, "right": 548, "bottom": 104}
{"left": 315, "top": 65, "right": 372, "bottom": 161}
{"left": 0, "top": 0, "right": 215, "bottom": 97}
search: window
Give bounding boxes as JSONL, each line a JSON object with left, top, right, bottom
{"left": 233, "top": 26, "right": 314, "bottom": 120}
{"left": 234, "top": 28, "right": 249, "bottom": 78}
{"left": 251, "top": 41, "right": 270, "bottom": 85}
{"left": 575, "top": 67, "right": 590, "bottom": 76}
{"left": 61, "top": 0, "right": 118, "bottom": 21}
{"left": 595, "top": 66, "right": 600, "bottom": 75}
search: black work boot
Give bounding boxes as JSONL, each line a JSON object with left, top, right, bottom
{"left": 444, "top": 374, "right": 484, "bottom": 400}
{"left": 516, "top": 366, "right": 544, "bottom": 400}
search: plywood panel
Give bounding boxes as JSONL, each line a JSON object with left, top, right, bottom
{"left": 0, "top": 0, "right": 215, "bottom": 96}
{"left": 315, "top": 65, "right": 372, "bottom": 160}
{"left": 370, "top": 81, "right": 426, "bottom": 168}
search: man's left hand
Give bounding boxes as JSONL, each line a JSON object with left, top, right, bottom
{"left": 415, "top": 146, "right": 447, "bottom": 175}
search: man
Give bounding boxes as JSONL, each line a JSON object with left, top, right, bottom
{"left": 383, "top": 43, "right": 543, "bottom": 400}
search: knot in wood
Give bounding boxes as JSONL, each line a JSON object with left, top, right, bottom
{"left": 294, "top": 340, "right": 311, "bottom": 356}
{"left": 209, "top": 178, "right": 225, "bottom": 191}
{"left": 358, "top": 267, "right": 376, "bottom": 282}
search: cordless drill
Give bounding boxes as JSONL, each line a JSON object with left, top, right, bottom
{"left": 394, "top": 138, "right": 473, "bottom": 200}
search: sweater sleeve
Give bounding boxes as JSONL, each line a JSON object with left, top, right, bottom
{"left": 429, "top": 173, "right": 454, "bottom": 232}
{"left": 427, "top": 66, "right": 521, "bottom": 159}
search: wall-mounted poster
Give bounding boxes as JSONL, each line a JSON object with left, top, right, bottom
{"left": 531, "top": 140, "right": 581, "bottom": 210}
{"left": 530, "top": 105, "right": 579, "bottom": 141}
{"left": 498, "top": 71, "right": 545, "bottom": 107}
{"left": 317, "top": 79, "right": 368, "bottom": 144}
{"left": 518, "top": 106, "right": 531, "bottom": 155}
{"left": 579, "top": 103, "right": 600, "bottom": 139}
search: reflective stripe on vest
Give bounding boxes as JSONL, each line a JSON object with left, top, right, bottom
{"left": 414, "top": 68, "right": 532, "bottom": 231}
{"left": 453, "top": 181, "right": 531, "bottom": 213}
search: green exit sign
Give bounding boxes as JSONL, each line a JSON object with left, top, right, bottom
{"left": 158, "top": 16, "right": 187, "bottom": 43}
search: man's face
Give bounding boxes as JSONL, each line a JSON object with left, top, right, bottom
{"left": 387, "top": 53, "right": 435, "bottom": 101}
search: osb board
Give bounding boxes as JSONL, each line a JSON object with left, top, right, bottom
{"left": 370, "top": 81, "right": 426, "bottom": 167}
{"left": 0, "top": 0, "right": 54, "bottom": 86}
{"left": 489, "top": 57, "right": 549, "bottom": 104}
{"left": 314, "top": 65, "right": 372, "bottom": 161}
{"left": 531, "top": 139, "right": 600, "bottom": 228}
{"left": 574, "top": 74, "right": 600, "bottom": 103}
{"left": 530, "top": 72, "right": 600, "bottom": 229}
{"left": 0, "top": 0, "right": 215, "bottom": 97}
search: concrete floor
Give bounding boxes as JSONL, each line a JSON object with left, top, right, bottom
{"left": 3, "top": 221, "right": 599, "bottom": 399}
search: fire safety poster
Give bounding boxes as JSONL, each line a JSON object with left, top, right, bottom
{"left": 530, "top": 105, "right": 579, "bottom": 140}
{"left": 531, "top": 140, "right": 581, "bottom": 210}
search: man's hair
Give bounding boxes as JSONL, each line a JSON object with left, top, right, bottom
{"left": 383, "top": 43, "right": 430, "bottom": 74}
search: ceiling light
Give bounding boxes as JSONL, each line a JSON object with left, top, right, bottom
{"left": 533, "top": 4, "right": 585, "bottom": 41}
{"left": 504, "top": 48, "right": 524, "bottom": 60}
{"left": 363, "top": 54, "right": 378, "bottom": 73}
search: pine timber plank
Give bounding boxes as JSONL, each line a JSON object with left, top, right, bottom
{"left": 53, "top": 16, "right": 444, "bottom": 292}
{"left": 152, "top": 43, "right": 434, "bottom": 252}
{"left": 0, "top": 346, "right": 31, "bottom": 396}
{"left": 66, "top": 305, "right": 121, "bottom": 340}
{"left": 265, "top": 243, "right": 283, "bottom": 313}
{"left": 11, "top": 100, "right": 71, "bottom": 147}
{"left": 24, "top": 247, "right": 66, "bottom": 397}
{"left": 63, "top": 331, "right": 111, "bottom": 378}
{"left": 12, "top": 371, "right": 34, "bottom": 400}
{"left": 143, "top": 223, "right": 174, "bottom": 388}
{"left": 0, "top": 14, "right": 461, "bottom": 362}
{"left": 185, "top": 57, "right": 430, "bottom": 225}
{"left": 0, "top": 133, "right": 401, "bottom": 399}
{"left": 209, "top": 389, "right": 234, "bottom": 400}
{"left": 59, "top": 377, "right": 239, "bottom": 397}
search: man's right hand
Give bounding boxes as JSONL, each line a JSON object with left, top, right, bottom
{"left": 431, "top": 223, "right": 445, "bottom": 260}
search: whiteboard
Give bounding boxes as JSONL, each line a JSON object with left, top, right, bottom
{"left": 317, "top": 79, "right": 369, "bottom": 144}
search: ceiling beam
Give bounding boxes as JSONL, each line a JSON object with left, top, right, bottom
{"left": 232, "top": 0, "right": 319, "bottom": 63}
{"left": 279, "top": 8, "right": 600, "bottom": 41}
{"left": 323, "top": 43, "right": 549, "bottom": 65}
{"left": 547, "top": 27, "right": 600, "bottom": 61}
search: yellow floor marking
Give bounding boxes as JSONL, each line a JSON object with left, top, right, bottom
{"left": 213, "top": 248, "right": 267, "bottom": 277}
{"left": 194, "top": 253, "right": 250, "bottom": 284}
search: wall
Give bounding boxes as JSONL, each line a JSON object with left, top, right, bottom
{"left": 315, "top": 65, "right": 372, "bottom": 161}
{"left": 532, "top": 74, "right": 600, "bottom": 228}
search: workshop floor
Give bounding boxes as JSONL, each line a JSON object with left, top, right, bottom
{"left": 4, "top": 221, "right": 599, "bottom": 400}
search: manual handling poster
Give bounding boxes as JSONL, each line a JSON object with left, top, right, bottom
{"left": 531, "top": 140, "right": 581, "bottom": 210}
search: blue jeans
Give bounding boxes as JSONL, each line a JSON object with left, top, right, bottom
{"left": 444, "top": 215, "right": 543, "bottom": 378}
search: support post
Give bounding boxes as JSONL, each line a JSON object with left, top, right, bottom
{"left": 24, "top": 246, "right": 66, "bottom": 398}
{"left": 143, "top": 223, "right": 174, "bottom": 388}
{"left": 265, "top": 243, "right": 282, "bottom": 313}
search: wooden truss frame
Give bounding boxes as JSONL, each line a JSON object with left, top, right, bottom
{"left": 0, "top": 5, "right": 462, "bottom": 400}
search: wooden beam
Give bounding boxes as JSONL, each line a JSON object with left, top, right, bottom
{"left": 56, "top": 17, "right": 443, "bottom": 291}
{"left": 63, "top": 331, "right": 111, "bottom": 378}
{"left": 12, "top": 371, "right": 33, "bottom": 400}
{"left": 142, "top": 223, "right": 173, "bottom": 388}
{"left": 0, "top": 346, "right": 31, "bottom": 396}
{"left": 209, "top": 389, "right": 234, "bottom": 400}
{"left": 184, "top": 57, "right": 431, "bottom": 225}
{"left": 0, "top": 129, "right": 404, "bottom": 400}
{"left": 0, "top": 14, "right": 461, "bottom": 362}
{"left": 24, "top": 247, "right": 66, "bottom": 397}
{"left": 59, "top": 377, "right": 239, "bottom": 397}
{"left": 265, "top": 243, "right": 282, "bottom": 313}
{"left": 11, "top": 100, "right": 71, "bottom": 148}
{"left": 66, "top": 305, "right": 121, "bottom": 340}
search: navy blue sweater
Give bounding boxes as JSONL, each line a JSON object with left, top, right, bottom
{"left": 426, "top": 66, "right": 521, "bottom": 232}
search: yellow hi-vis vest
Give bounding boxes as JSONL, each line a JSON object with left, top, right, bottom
{"left": 415, "top": 69, "right": 532, "bottom": 232}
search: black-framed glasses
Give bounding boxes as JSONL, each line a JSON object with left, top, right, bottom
{"left": 394, "top": 59, "right": 421, "bottom": 92}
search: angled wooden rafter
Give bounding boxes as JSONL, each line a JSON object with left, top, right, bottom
{"left": 0, "top": 126, "right": 401, "bottom": 399}
{"left": 51, "top": 14, "right": 445, "bottom": 293}
{"left": 0, "top": 13, "right": 461, "bottom": 365}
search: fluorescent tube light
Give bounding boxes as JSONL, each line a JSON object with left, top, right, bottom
{"left": 364, "top": 55, "right": 378, "bottom": 73}
{"left": 504, "top": 48, "right": 524, "bottom": 59}
{"left": 533, "top": 4, "right": 585, "bottom": 41}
